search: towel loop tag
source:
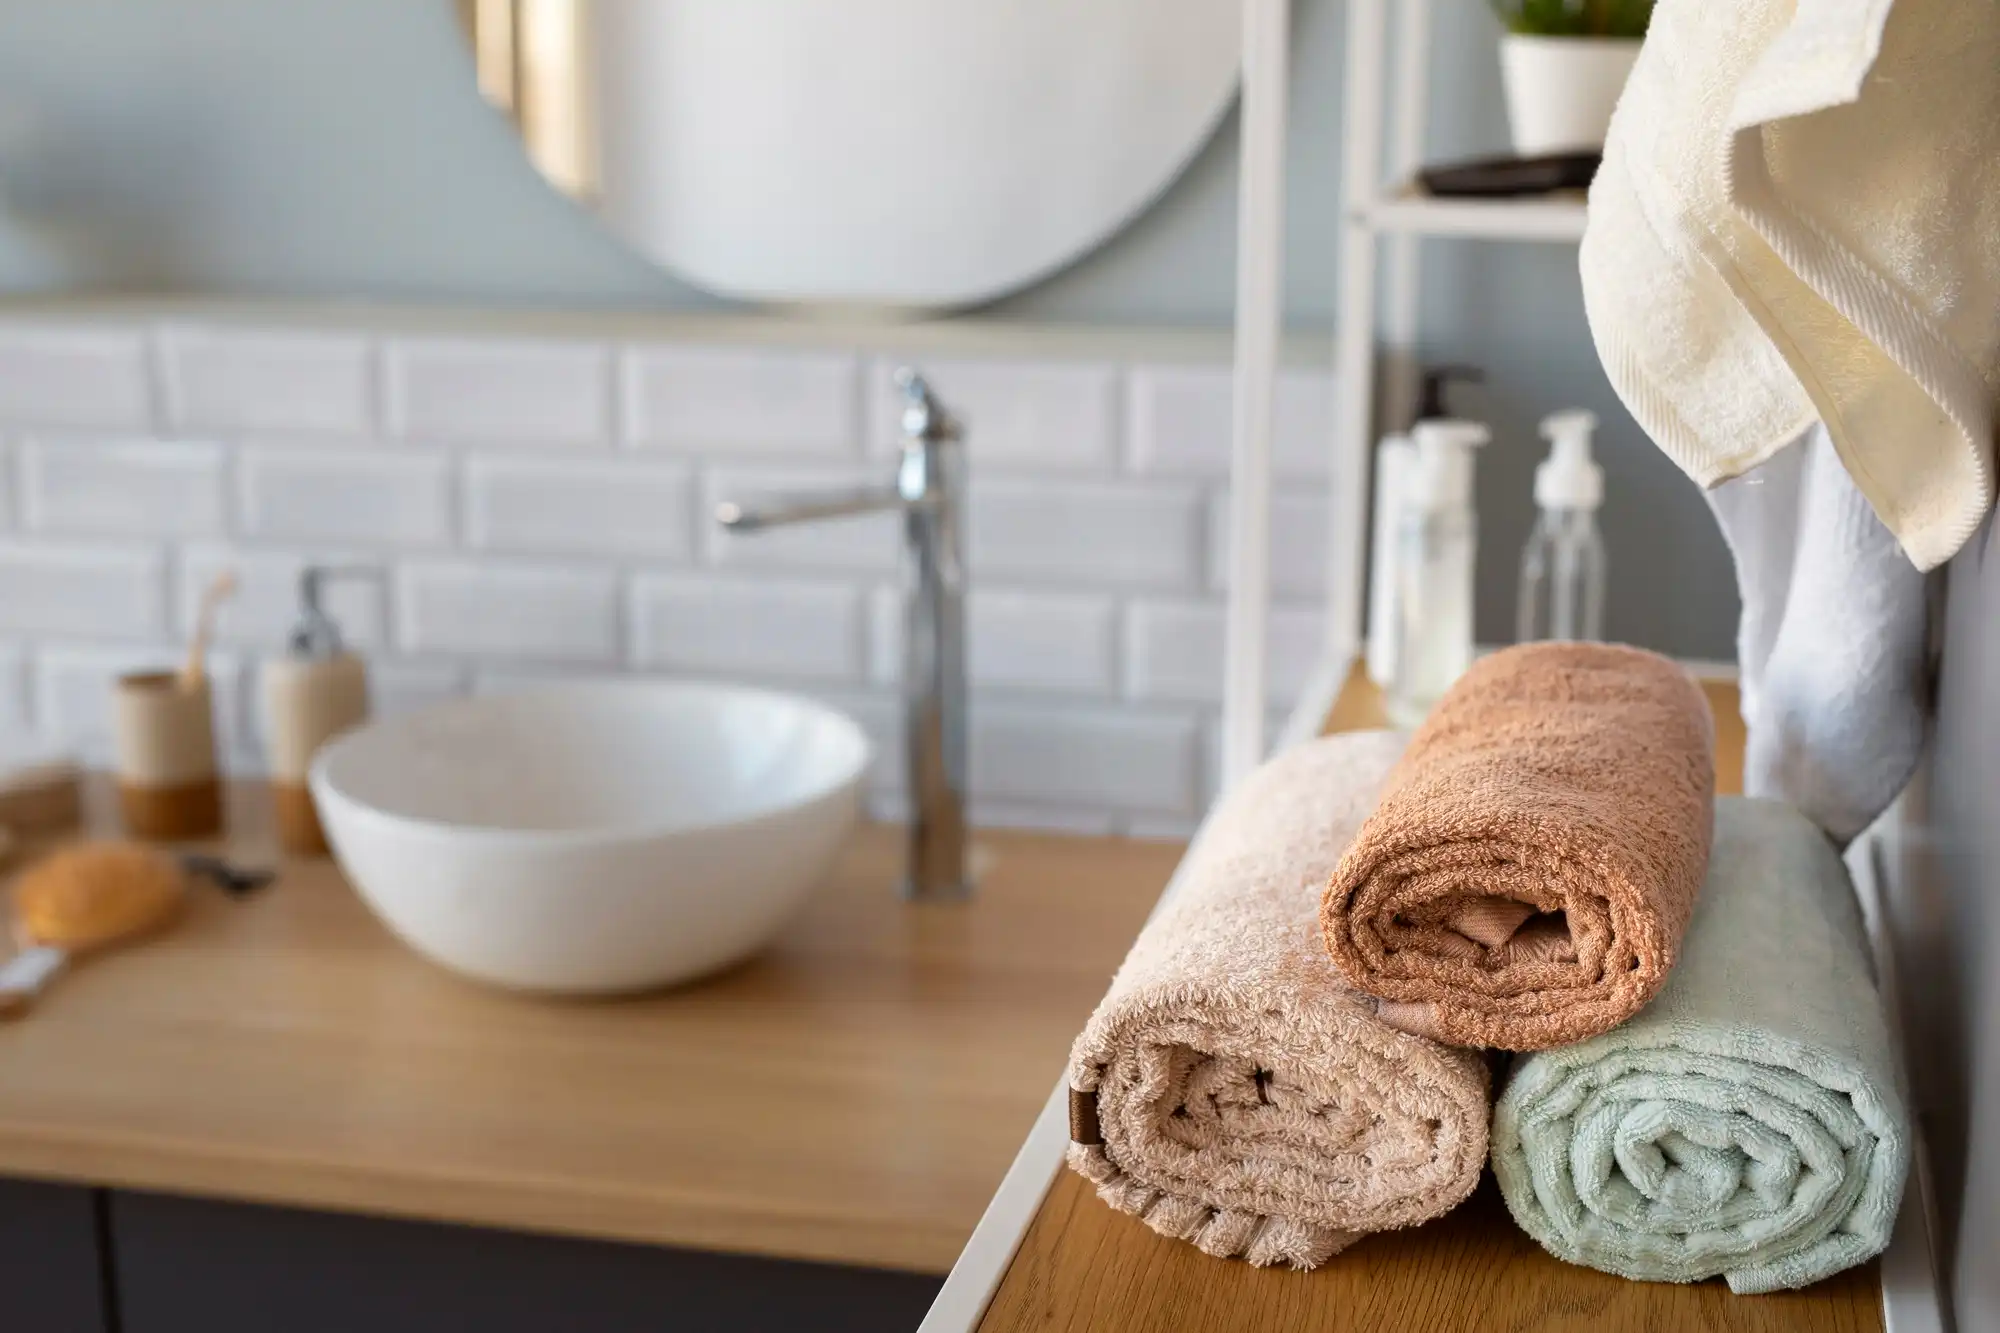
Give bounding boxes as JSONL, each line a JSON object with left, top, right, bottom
{"left": 1068, "top": 1088, "right": 1102, "bottom": 1146}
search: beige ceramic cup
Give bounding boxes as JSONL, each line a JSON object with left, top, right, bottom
{"left": 113, "top": 672, "right": 223, "bottom": 840}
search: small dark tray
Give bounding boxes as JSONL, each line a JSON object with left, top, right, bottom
{"left": 1417, "top": 151, "right": 1600, "bottom": 199}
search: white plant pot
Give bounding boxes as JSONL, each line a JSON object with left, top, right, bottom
{"left": 1499, "top": 34, "right": 1641, "bottom": 157}
{"left": 589, "top": 0, "right": 1241, "bottom": 313}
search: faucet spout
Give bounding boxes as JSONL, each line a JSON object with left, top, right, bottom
{"left": 715, "top": 368, "right": 971, "bottom": 902}
{"left": 715, "top": 487, "right": 905, "bottom": 532}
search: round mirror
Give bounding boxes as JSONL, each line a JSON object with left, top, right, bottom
{"left": 458, "top": 0, "right": 1242, "bottom": 312}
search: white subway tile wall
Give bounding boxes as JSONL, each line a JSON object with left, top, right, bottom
{"left": 386, "top": 338, "right": 612, "bottom": 446}
{"left": 867, "top": 587, "right": 1118, "bottom": 696}
{"left": 0, "top": 541, "right": 167, "bottom": 638}
{"left": 21, "top": 439, "right": 227, "bottom": 538}
{"left": 969, "top": 479, "right": 1205, "bottom": 589}
{"left": 1207, "top": 488, "right": 1333, "bottom": 599}
{"left": 0, "top": 325, "right": 152, "bottom": 429}
{"left": 237, "top": 448, "right": 454, "bottom": 547}
{"left": 1124, "top": 599, "right": 1326, "bottom": 705}
{"left": 160, "top": 327, "right": 374, "bottom": 436}
{"left": 0, "top": 643, "right": 27, "bottom": 733}
{"left": 630, "top": 575, "right": 864, "bottom": 682}
{"left": 464, "top": 455, "right": 694, "bottom": 558}
{"left": 0, "top": 316, "right": 1345, "bottom": 834}
{"left": 397, "top": 560, "right": 620, "bottom": 663}
{"left": 625, "top": 346, "right": 860, "bottom": 456}
{"left": 1126, "top": 364, "right": 1334, "bottom": 479}
{"left": 865, "top": 358, "right": 1119, "bottom": 472}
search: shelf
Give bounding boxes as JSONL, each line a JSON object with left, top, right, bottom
{"left": 980, "top": 1171, "right": 1880, "bottom": 1333}
{"left": 1359, "top": 182, "right": 1588, "bottom": 243}
{"left": 0, "top": 297, "right": 1339, "bottom": 368}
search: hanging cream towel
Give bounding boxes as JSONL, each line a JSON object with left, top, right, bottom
{"left": 1581, "top": 0, "right": 2000, "bottom": 571}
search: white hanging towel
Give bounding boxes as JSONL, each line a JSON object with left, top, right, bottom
{"left": 1709, "top": 423, "right": 1929, "bottom": 846}
{"left": 1581, "top": 0, "right": 2000, "bottom": 572}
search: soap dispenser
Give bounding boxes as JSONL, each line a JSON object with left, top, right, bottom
{"left": 1517, "top": 409, "right": 1608, "bottom": 643}
{"left": 1387, "top": 416, "right": 1490, "bottom": 729}
{"left": 1367, "top": 366, "right": 1483, "bottom": 691}
{"left": 262, "top": 567, "right": 374, "bottom": 855}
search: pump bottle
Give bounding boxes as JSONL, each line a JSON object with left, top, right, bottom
{"left": 1387, "top": 418, "right": 1490, "bottom": 728}
{"left": 1517, "top": 410, "right": 1607, "bottom": 644}
{"left": 1366, "top": 367, "right": 1484, "bottom": 690}
{"left": 261, "top": 567, "right": 374, "bottom": 855}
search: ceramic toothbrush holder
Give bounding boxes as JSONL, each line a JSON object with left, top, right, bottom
{"left": 113, "top": 671, "right": 223, "bottom": 840}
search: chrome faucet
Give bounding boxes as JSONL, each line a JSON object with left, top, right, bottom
{"left": 716, "top": 369, "right": 970, "bottom": 901}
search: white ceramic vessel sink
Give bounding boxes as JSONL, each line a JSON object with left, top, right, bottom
{"left": 310, "top": 682, "right": 871, "bottom": 994}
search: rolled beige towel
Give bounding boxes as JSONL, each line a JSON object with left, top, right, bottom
{"left": 1066, "top": 731, "right": 1490, "bottom": 1269}
{"left": 1322, "top": 642, "right": 1715, "bottom": 1051}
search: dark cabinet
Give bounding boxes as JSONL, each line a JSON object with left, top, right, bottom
{"left": 0, "top": 1178, "right": 111, "bottom": 1333}
{"left": 107, "top": 1190, "right": 940, "bottom": 1333}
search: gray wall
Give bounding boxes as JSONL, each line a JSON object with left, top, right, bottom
{"left": 0, "top": 0, "right": 1736, "bottom": 658}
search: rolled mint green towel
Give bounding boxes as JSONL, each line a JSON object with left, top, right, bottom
{"left": 1491, "top": 797, "right": 1909, "bottom": 1294}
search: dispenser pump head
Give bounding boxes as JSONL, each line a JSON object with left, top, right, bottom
{"left": 1415, "top": 365, "right": 1486, "bottom": 422}
{"left": 288, "top": 566, "right": 377, "bottom": 660}
{"left": 1407, "top": 419, "right": 1492, "bottom": 511}
{"left": 1535, "top": 409, "right": 1604, "bottom": 510}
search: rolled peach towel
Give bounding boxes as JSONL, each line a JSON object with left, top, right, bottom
{"left": 1067, "top": 731, "right": 1490, "bottom": 1269}
{"left": 1322, "top": 642, "right": 1715, "bottom": 1051}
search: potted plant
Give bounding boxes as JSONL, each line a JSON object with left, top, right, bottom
{"left": 1490, "top": 0, "right": 1653, "bottom": 156}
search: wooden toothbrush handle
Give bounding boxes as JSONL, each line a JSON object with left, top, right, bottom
{"left": 0, "top": 946, "right": 67, "bottom": 1018}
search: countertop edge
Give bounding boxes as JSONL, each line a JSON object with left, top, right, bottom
{"left": 0, "top": 1129, "right": 960, "bottom": 1276}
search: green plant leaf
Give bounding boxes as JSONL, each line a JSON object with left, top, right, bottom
{"left": 1489, "top": 0, "right": 1652, "bottom": 37}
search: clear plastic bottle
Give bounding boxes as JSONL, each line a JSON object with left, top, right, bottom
{"left": 1517, "top": 410, "right": 1607, "bottom": 643}
{"left": 1387, "top": 419, "right": 1490, "bottom": 729}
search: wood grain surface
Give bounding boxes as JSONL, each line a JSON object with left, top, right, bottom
{"left": 0, "top": 783, "right": 1178, "bottom": 1274}
{"left": 977, "top": 662, "right": 1883, "bottom": 1333}
{"left": 982, "top": 1173, "right": 1880, "bottom": 1333}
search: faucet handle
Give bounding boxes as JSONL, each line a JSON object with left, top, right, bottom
{"left": 895, "top": 367, "right": 962, "bottom": 446}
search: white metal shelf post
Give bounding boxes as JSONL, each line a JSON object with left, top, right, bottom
{"left": 1320, "top": 0, "right": 1592, "bottom": 733}
{"left": 1327, "top": 0, "right": 1392, "bottom": 696}
{"left": 1220, "top": 0, "right": 1292, "bottom": 789}
{"left": 1229, "top": 0, "right": 1597, "bottom": 776}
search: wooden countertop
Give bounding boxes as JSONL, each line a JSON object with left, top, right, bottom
{"left": 0, "top": 784, "right": 1178, "bottom": 1275}
{"left": 984, "top": 1168, "right": 1881, "bottom": 1333}
{"left": 971, "top": 664, "right": 1886, "bottom": 1333}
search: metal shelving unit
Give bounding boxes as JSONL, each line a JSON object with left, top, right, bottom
{"left": 1221, "top": 0, "right": 1592, "bottom": 779}
{"left": 1367, "top": 184, "right": 1588, "bottom": 241}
